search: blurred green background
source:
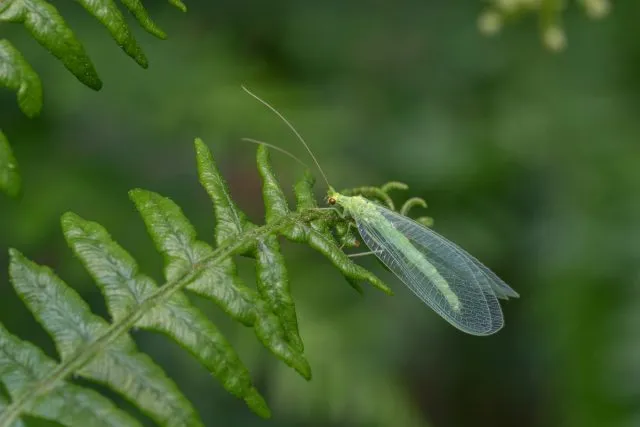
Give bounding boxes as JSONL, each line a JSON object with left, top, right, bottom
{"left": 2, "top": 1, "right": 639, "bottom": 426}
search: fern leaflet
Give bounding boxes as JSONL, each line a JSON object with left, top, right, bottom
{"left": 0, "top": 0, "right": 185, "bottom": 196}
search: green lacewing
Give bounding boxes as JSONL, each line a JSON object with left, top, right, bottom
{"left": 243, "top": 86, "right": 519, "bottom": 335}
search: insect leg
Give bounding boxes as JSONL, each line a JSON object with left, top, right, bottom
{"left": 337, "top": 220, "right": 360, "bottom": 249}
{"left": 313, "top": 206, "right": 347, "bottom": 218}
{"left": 347, "top": 250, "right": 383, "bottom": 258}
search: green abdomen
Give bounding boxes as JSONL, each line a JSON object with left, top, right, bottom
{"left": 361, "top": 211, "right": 461, "bottom": 312}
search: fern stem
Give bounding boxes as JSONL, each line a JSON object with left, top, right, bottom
{"left": 0, "top": 210, "right": 324, "bottom": 427}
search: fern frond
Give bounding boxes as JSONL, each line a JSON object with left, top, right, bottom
{"left": 8, "top": 249, "right": 203, "bottom": 426}
{"left": 0, "top": 0, "right": 185, "bottom": 196}
{"left": 0, "top": 138, "right": 394, "bottom": 424}
{"left": 0, "top": 40, "right": 42, "bottom": 117}
{"left": 0, "top": 322, "right": 142, "bottom": 427}
{"left": 61, "top": 212, "right": 271, "bottom": 418}
{"left": 129, "top": 188, "right": 310, "bottom": 379}
{"left": 112, "top": 0, "right": 170, "bottom": 39}
{"left": 73, "top": 0, "right": 147, "bottom": 68}
{"left": 0, "top": 0, "right": 101, "bottom": 89}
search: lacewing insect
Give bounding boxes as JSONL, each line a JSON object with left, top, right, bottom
{"left": 242, "top": 86, "right": 519, "bottom": 335}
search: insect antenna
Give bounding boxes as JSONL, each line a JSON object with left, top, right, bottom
{"left": 241, "top": 85, "right": 331, "bottom": 188}
{"left": 240, "top": 137, "right": 310, "bottom": 169}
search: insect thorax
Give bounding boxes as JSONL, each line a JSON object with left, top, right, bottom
{"left": 336, "top": 195, "right": 378, "bottom": 222}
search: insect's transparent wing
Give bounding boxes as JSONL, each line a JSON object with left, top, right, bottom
{"left": 356, "top": 208, "right": 502, "bottom": 335}
{"left": 380, "top": 207, "right": 519, "bottom": 300}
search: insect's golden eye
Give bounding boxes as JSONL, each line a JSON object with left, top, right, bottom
{"left": 328, "top": 197, "right": 337, "bottom": 205}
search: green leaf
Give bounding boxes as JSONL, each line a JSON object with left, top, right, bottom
{"left": 0, "top": 40, "right": 42, "bottom": 117}
{"left": 128, "top": 189, "right": 256, "bottom": 323}
{"left": 61, "top": 212, "right": 271, "bottom": 418}
{"left": 129, "top": 188, "right": 312, "bottom": 380}
{"left": 255, "top": 235, "right": 303, "bottom": 352}
{"left": 0, "top": 0, "right": 184, "bottom": 199}
{"left": 254, "top": 145, "right": 303, "bottom": 351}
{"left": 73, "top": 0, "right": 148, "bottom": 68}
{"left": 0, "top": 131, "right": 20, "bottom": 197}
{"left": 61, "top": 212, "right": 156, "bottom": 323}
{"left": 168, "top": 0, "right": 187, "bottom": 12}
{"left": 128, "top": 189, "right": 217, "bottom": 283}
{"left": 0, "top": 0, "right": 102, "bottom": 90}
{"left": 0, "top": 323, "right": 141, "bottom": 427}
{"left": 294, "top": 170, "right": 320, "bottom": 210}
{"left": 194, "top": 138, "right": 254, "bottom": 246}
{"left": 193, "top": 142, "right": 314, "bottom": 376}
{"left": 8, "top": 250, "right": 203, "bottom": 427}
{"left": 117, "top": 0, "right": 167, "bottom": 39}
{"left": 257, "top": 145, "right": 291, "bottom": 222}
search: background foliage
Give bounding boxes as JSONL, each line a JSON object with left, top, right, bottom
{"left": 1, "top": 0, "right": 638, "bottom": 426}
